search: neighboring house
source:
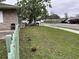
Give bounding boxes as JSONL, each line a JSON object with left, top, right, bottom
{"left": 45, "top": 19, "right": 62, "bottom": 23}
{"left": 0, "top": 3, "right": 17, "bottom": 39}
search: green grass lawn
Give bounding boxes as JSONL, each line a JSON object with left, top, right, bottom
{"left": 0, "top": 40, "right": 7, "bottom": 59}
{"left": 20, "top": 26, "right": 79, "bottom": 59}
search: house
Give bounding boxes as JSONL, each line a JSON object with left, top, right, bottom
{"left": 45, "top": 19, "right": 62, "bottom": 23}
{"left": 0, "top": 3, "right": 18, "bottom": 39}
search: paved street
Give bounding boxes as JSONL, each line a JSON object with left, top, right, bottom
{"left": 44, "top": 23, "right": 79, "bottom": 30}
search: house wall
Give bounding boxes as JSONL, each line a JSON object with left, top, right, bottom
{"left": 0, "top": 9, "right": 17, "bottom": 30}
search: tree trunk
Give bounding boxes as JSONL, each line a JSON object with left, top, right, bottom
{"left": 28, "top": 14, "right": 33, "bottom": 24}
{"left": 29, "top": 19, "right": 33, "bottom": 24}
{"left": 34, "top": 16, "right": 36, "bottom": 24}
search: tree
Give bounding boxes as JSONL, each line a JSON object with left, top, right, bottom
{"left": 17, "top": 0, "right": 52, "bottom": 24}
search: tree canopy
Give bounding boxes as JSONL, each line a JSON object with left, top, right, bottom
{"left": 17, "top": 0, "right": 52, "bottom": 23}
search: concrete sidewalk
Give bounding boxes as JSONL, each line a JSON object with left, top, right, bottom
{"left": 40, "top": 24, "right": 79, "bottom": 35}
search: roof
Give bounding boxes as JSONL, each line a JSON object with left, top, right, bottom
{"left": 0, "top": 3, "right": 18, "bottom": 9}
{"left": 0, "top": 0, "right": 5, "bottom": 2}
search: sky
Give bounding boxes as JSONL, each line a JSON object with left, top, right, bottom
{"left": 2, "top": 0, "right": 17, "bottom": 5}
{"left": 2, "top": 0, "right": 79, "bottom": 18}
{"left": 49, "top": 0, "right": 79, "bottom": 17}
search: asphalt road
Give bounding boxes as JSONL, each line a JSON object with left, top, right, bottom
{"left": 42, "top": 23, "right": 79, "bottom": 30}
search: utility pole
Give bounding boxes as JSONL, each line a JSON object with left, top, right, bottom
{"left": 65, "top": 13, "right": 68, "bottom": 20}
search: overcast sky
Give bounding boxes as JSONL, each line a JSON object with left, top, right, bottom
{"left": 2, "top": 0, "right": 79, "bottom": 17}
{"left": 2, "top": 0, "right": 17, "bottom": 5}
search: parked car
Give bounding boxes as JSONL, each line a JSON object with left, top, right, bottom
{"left": 28, "top": 20, "right": 41, "bottom": 26}
{"left": 22, "top": 20, "right": 29, "bottom": 24}
{"left": 22, "top": 19, "right": 44, "bottom": 26}
{"left": 36, "top": 20, "right": 41, "bottom": 24}
{"left": 40, "top": 20, "right": 45, "bottom": 23}
{"left": 61, "top": 20, "right": 68, "bottom": 23}
{"left": 22, "top": 20, "right": 29, "bottom": 26}
{"left": 61, "top": 19, "right": 79, "bottom": 24}
{"left": 68, "top": 19, "right": 79, "bottom": 24}
{"left": 35, "top": 19, "right": 45, "bottom": 25}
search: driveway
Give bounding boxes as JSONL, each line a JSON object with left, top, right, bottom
{"left": 45, "top": 23, "right": 79, "bottom": 30}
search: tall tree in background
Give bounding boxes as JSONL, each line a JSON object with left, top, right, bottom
{"left": 17, "top": 0, "right": 52, "bottom": 24}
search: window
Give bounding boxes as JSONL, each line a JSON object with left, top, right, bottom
{"left": 11, "top": 23, "right": 15, "bottom": 30}
{"left": 0, "top": 11, "right": 3, "bottom": 23}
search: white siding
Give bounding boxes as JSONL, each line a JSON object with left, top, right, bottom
{"left": 0, "top": 11, "right": 3, "bottom": 23}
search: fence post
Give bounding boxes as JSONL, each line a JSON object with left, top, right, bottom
{"left": 16, "top": 25, "right": 19, "bottom": 59}
{"left": 8, "top": 53, "right": 12, "bottom": 59}
{"left": 5, "top": 24, "right": 19, "bottom": 59}
{"left": 5, "top": 35, "right": 12, "bottom": 53}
